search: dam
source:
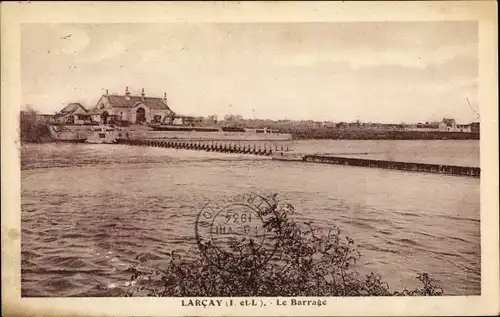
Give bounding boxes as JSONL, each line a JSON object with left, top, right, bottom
{"left": 116, "top": 138, "right": 286, "bottom": 156}
{"left": 116, "top": 138, "right": 480, "bottom": 178}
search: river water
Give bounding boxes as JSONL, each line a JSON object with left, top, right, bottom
{"left": 21, "top": 140, "right": 480, "bottom": 296}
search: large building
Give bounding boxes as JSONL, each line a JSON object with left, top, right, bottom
{"left": 91, "top": 87, "right": 175, "bottom": 124}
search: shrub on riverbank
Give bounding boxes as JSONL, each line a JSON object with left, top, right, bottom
{"left": 20, "top": 109, "right": 52, "bottom": 143}
{"left": 124, "top": 194, "right": 443, "bottom": 297}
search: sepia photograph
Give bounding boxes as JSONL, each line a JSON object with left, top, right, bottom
{"left": 2, "top": 1, "right": 499, "bottom": 316}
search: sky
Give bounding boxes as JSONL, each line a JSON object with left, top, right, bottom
{"left": 21, "top": 22, "right": 479, "bottom": 123}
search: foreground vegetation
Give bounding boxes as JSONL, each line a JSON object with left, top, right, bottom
{"left": 124, "top": 194, "right": 443, "bottom": 297}
{"left": 20, "top": 108, "right": 52, "bottom": 143}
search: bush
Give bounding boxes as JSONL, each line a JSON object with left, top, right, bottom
{"left": 123, "top": 194, "right": 443, "bottom": 297}
{"left": 20, "top": 109, "right": 52, "bottom": 143}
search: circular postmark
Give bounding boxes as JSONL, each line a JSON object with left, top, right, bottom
{"left": 195, "top": 193, "right": 280, "bottom": 273}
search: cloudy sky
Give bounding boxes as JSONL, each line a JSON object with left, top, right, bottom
{"left": 22, "top": 22, "right": 478, "bottom": 123}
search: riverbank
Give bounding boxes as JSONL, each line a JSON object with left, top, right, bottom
{"left": 288, "top": 128, "right": 479, "bottom": 140}
{"left": 19, "top": 122, "right": 480, "bottom": 143}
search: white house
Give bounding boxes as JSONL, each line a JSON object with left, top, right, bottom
{"left": 439, "top": 118, "right": 457, "bottom": 132}
{"left": 438, "top": 118, "right": 471, "bottom": 132}
{"left": 172, "top": 115, "right": 203, "bottom": 126}
{"left": 54, "top": 103, "right": 89, "bottom": 125}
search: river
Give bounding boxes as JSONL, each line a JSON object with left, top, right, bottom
{"left": 21, "top": 140, "right": 480, "bottom": 296}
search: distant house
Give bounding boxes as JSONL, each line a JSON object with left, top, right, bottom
{"left": 321, "top": 121, "right": 336, "bottom": 128}
{"left": 381, "top": 123, "right": 403, "bottom": 130}
{"left": 87, "top": 108, "right": 105, "bottom": 123}
{"left": 35, "top": 114, "right": 55, "bottom": 124}
{"left": 439, "top": 118, "right": 457, "bottom": 132}
{"left": 89, "top": 87, "right": 175, "bottom": 125}
{"left": 413, "top": 123, "right": 440, "bottom": 131}
{"left": 438, "top": 118, "right": 473, "bottom": 132}
{"left": 20, "top": 111, "right": 55, "bottom": 124}
{"left": 347, "top": 121, "right": 363, "bottom": 128}
{"left": 54, "top": 103, "right": 89, "bottom": 125}
{"left": 172, "top": 115, "right": 203, "bottom": 126}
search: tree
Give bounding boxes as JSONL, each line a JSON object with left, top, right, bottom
{"left": 205, "top": 115, "right": 218, "bottom": 124}
{"left": 22, "top": 104, "right": 38, "bottom": 114}
{"left": 224, "top": 114, "right": 243, "bottom": 122}
{"left": 20, "top": 105, "right": 50, "bottom": 143}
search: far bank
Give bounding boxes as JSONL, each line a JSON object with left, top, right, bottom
{"left": 288, "top": 128, "right": 479, "bottom": 140}
{"left": 19, "top": 122, "right": 480, "bottom": 144}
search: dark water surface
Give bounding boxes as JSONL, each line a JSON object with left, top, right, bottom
{"left": 21, "top": 141, "right": 480, "bottom": 296}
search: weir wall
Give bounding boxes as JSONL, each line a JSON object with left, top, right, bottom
{"left": 116, "top": 139, "right": 479, "bottom": 178}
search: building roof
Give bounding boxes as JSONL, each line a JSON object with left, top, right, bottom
{"left": 87, "top": 108, "right": 104, "bottom": 115}
{"left": 105, "top": 94, "right": 174, "bottom": 112}
{"left": 175, "top": 115, "right": 199, "bottom": 119}
{"left": 59, "top": 103, "right": 87, "bottom": 115}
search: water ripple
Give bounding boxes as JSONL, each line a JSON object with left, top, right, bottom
{"left": 21, "top": 143, "right": 480, "bottom": 296}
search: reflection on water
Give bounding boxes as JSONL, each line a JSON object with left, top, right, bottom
{"left": 21, "top": 141, "right": 480, "bottom": 296}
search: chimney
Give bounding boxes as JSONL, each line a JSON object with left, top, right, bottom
{"left": 125, "top": 86, "right": 130, "bottom": 100}
{"left": 163, "top": 92, "right": 168, "bottom": 104}
{"left": 141, "top": 88, "right": 145, "bottom": 101}
{"left": 106, "top": 89, "right": 109, "bottom": 96}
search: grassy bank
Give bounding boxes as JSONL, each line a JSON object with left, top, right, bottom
{"left": 216, "top": 118, "right": 479, "bottom": 140}
{"left": 124, "top": 194, "right": 443, "bottom": 297}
